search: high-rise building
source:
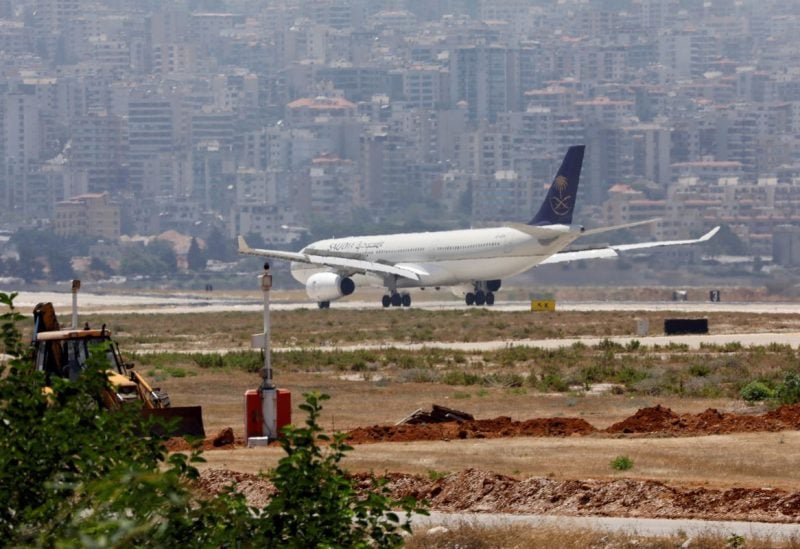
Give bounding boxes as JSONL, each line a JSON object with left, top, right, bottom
{"left": 2, "top": 90, "right": 43, "bottom": 214}
{"left": 69, "top": 110, "right": 127, "bottom": 193}
{"left": 450, "top": 45, "right": 519, "bottom": 122}
{"left": 127, "top": 87, "right": 180, "bottom": 195}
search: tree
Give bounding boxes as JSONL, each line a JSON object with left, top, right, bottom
{"left": 148, "top": 239, "right": 178, "bottom": 274}
{"left": 89, "top": 257, "right": 114, "bottom": 276}
{"left": 707, "top": 224, "right": 748, "bottom": 256}
{"left": 186, "top": 237, "right": 207, "bottom": 271}
{"left": 205, "top": 226, "right": 233, "bottom": 261}
{"left": 46, "top": 246, "right": 74, "bottom": 281}
{"left": 119, "top": 240, "right": 177, "bottom": 277}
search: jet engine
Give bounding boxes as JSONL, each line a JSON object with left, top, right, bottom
{"left": 305, "top": 272, "right": 355, "bottom": 302}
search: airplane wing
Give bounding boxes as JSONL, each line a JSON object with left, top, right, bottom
{"left": 540, "top": 227, "right": 720, "bottom": 265}
{"left": 237, "top": 236, "right": 423, "bottom": 281}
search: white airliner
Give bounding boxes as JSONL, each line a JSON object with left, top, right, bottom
{"left": 239, "top": 145, "right": 719, "bottom": 308}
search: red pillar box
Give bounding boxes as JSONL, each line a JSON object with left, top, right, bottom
{"left": 276, "top": 389, "right": 291, "bottom": 436}
{"left": 244, "top": 389, "right": 263, "bottom": 438}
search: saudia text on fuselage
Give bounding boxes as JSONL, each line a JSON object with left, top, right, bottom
{"left": 328, "top": 239, "right": 386, "bottom": 252}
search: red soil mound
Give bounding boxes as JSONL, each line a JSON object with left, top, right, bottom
{"left": 345, "top": 416, "right": 596, "bottom": 444}
{"left": 164, "top": 427, "right": 243, "bottom": 452}
{"left": 380, "top": 468, "right": 800, "bottom": 522}
{"left": 603, "top": 404, "right": 681, "bottom": 433}
{"left": 345, "top": 404, "right": 800, "bottom": 444}
{"left": 606, "top": 404, "right": 800, "bottom": 435}
{"left": 198, "top": 467, "right": 800, "bottom": 523}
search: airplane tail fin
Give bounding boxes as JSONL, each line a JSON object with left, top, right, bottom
{"left": 529, "top": 145, "right": 585, "bottom": 226}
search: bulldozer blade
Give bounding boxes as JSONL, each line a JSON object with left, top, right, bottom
{"left": 141, "top": 406, "right": 205, "bottom": 438}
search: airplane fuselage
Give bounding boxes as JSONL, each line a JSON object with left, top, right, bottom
{"left": 290, "top": 225, "right": 582, "bottom": 290}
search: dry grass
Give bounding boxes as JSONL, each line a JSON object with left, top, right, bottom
{"left": 36, "top": 308, "right": 800, "bottom": 350}
{"left": 132, "top": 339, "right": 799, "bottom": 404}
{"left": 405, "top": 523, "right": 800, "bottom": 549}
{"left": 158, "top": 363, "right": 740, "bottom": 434}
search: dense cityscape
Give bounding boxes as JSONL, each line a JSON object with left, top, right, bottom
{"left": 1, "top": 0, "right": 800, "bottom": 284}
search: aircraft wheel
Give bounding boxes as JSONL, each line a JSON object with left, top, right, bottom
{"left": 391, "top": 293, "right": 402, "bottom": 307}
{"left": 474, "top": 290, "right": 486, "bottom": 306}
{"left": 401, "top": 293, "right": 411, "bottom": 307}
{"left": 318, "top": 301, "right": 330, "bottom": 309}
{"left": 465, "top": 292, "right": 475, "bottom": 306}
{"left": 381, "top": 295, "right": 391, "bottom": 308}
{"left": 486, "top": 292, "right": 495, "bottom": 306}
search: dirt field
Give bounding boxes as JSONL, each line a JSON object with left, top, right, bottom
{"left": 158, "top": 357, "right": 800, "bottom": 525}
{"left": 51, "top": 303, "right": 800, "bottom": 525}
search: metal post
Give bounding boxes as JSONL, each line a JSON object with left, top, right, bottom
{"left": 259, "top": 264, "right": 273, "bottom": 390}
{"left": 71, "top": 279, "right": 81, "bottom": 329}
{"left": 258, "top": 263, "right": 277, "bottom": 439}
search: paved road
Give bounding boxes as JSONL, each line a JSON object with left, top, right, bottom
{"left": 413, "top": 511, "right": 800, "bottom": 541}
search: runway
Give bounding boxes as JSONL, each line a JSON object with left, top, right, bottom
{"left": 7, "top": 290, "right": 800, "bottom": 315}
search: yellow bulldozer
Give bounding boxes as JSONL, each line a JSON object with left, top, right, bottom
{"left": 31, "top": 300, "right": 205, "bottom": 437}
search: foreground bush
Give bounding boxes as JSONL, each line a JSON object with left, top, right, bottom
{"left": 740, "top": 381, "right": 774, "bottom": 402}
{"left": 776, "top": 372, "right": 800, "bottom": 405}
{"left": 0, "top": 291, "right": 423, "bottom": 547}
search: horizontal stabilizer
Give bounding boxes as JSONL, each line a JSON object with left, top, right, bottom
{"left": 611, "top": 226, "right": 720, "bottom": 252}
{"left": 507, "top": 223, "right": 570, "bottom": 239}
{"left": 581, "top": 218, "right": 660, "bottom": 237}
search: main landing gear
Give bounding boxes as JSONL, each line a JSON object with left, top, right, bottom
{"left": 318, "top": 301, "right": 330, "bottom": 309}
{"left": 465, "top": 280, "right": 500, "bottom": 307}
{"left": 382, "top": 292, "right": 411, "bottom": 308}
{"left": 465, "top": 290, "right": 495, "bottom": 306}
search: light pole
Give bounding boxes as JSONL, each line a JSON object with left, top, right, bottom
{"left": 245, "top": 261, "right": 291, "bottom": 444}
{"left": 259, "top": 263, "right": 273, "bottom": 390}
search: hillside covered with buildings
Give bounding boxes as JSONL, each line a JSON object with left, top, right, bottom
{"left": 1, "top": 0, "right": 799, "bottom": 285}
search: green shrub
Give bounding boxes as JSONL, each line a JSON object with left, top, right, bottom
{"left": 610, "top": 455, "right": 634, "bottom": 471}
{"left": 689, "top": 364, "right": 711, "bottom": 377}
{"left": 740, "top": 381, "right": 774, "bottom": 402}
{"left": 625, "top": 339, "right": 641, "bottom": 352}
{"left": 427, "top": 470, "right": 448, "bottom": 481}
{"left": 192, "top": 353, "right": 225, "bottom": 369}
{"left": 441, "top": 370, "right": 481, "bottom": 386}
{"left": 536, "top": 367, "right": 569, "bottom": 392}
{"left": 775, "top": 372, "right": 800, "bottom": 405}
{"left": 264, "top": 392, "right": 424, "bottom": 547}
{"left": 615, "top": 364, "right": 648, "bottom": 386}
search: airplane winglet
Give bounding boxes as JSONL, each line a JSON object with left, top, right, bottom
{"left": 237, "top": 235, "right": 251, "bottom": 254}
{"left": 698, "top": 226, "right": 720, "bottom": 242}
